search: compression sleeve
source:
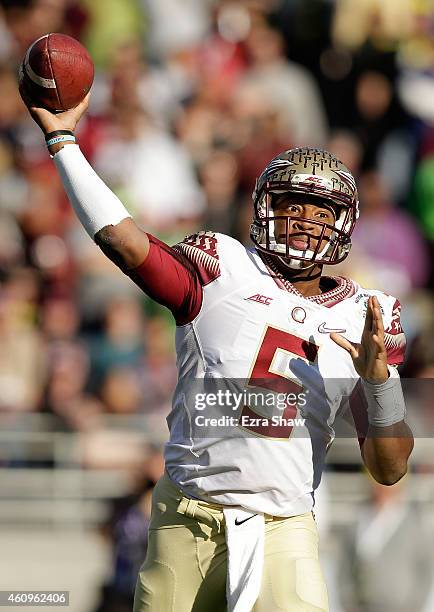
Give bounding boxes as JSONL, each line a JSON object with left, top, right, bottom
{"left": 53, "top": 144, "right": 132, "bottom": 237}
{"left": 127, "top": 234, "right": 203, "bottom": 325}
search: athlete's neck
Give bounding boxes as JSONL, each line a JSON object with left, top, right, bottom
{"left": 273, "top": 257, "right": 324, "bottom": 297}
{"left": 258, "top": 250, "right": 336, "bottom": 297}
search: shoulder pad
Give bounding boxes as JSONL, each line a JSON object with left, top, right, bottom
{"left": 173, "top": 231, "right": 220, "bottom": 285}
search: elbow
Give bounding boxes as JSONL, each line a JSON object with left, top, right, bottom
{"left": 362, "top": 431, "right": 414, "bottom": 487}
{"left": 94, "top": 219, "right": 149, "bottom": 269}
{"left": 95, "top": 224, "right": 123, "bottom": 250}
{"left": 95, "top": 225, "right": 129, "bottom": 269}
{"left": 372, "top": 464, "right": 408, "bottom": 486}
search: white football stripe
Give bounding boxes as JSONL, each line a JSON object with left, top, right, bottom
{"left": 24, "top": 35, "right": 56, "bottom": 89}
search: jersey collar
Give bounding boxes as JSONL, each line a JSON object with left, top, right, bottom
{"left": 258, "top": 251, "right": 356, "bottom": 307}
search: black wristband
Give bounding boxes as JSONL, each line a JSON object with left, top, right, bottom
{"left": 44, "top": 130, "right": 75, "bottom": 142}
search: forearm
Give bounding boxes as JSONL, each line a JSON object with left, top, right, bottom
{"left": 361, "top": 421, "right": 414, "bottom": 485}
{"left": 51, "top": 142, "right": 149, "bottom": 268}
{"left": 52, "top": 143, "right": 131, "bottom": 237}
{"left": 361, "top": 367, "right": 413, "bottom": 484}
{"left": 20, "top": 91, "right": 149, "bottom": 267}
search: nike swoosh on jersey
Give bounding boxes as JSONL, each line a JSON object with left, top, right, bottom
{"left": 235, "top": 514, "right": 258, "bottom": 526}
{"left": 318, "top": 322, "right": 347, "bottom": 334}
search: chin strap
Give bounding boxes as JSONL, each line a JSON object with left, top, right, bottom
{"left": 277, "top": 255, "right": 316, "bottom": 271}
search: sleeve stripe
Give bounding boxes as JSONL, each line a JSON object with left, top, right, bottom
{"left": 173, "top": 233, "right": 221, "bottom": 286}
{"left": 383, "top": 298, "right": 406, "bottom": 366}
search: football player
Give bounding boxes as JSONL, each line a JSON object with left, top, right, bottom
{"left": 21, "top": 93, "right": 413, "bottom": 612}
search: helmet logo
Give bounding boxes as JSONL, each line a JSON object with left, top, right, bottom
{"left": 291, "top": 173, "right": 333, "bottom": 190}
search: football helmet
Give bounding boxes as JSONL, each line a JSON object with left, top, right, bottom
{"left": 250, "top": 147, "right": 359, "bottom": 268}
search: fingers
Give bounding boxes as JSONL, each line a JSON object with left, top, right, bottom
{"left": 362, "top": 297, "right": 374, "bottom": 336}
{"left": 82, "top": 92, "right": 91, "bottom": 109}
{"left": 330, "top": 333, "right": 359, "bottom": 360}
{"left": 18, "top": 79, "right": 31, "bottom": 107}
{"left": 366, "top": 297, "right": 385, "bottom": 348}
{"left": 362, "top": 296, "right": 385, "bottom": 344}
{"left": 60, "top": 92, "right": 90, "bottom": 130}
{"left": 19, "top": 79, "right": 60, "bottom": 132}
{"left": 18, "top": 79, "right": 39, "bottom": 114}
{"left": 372, "top": 335, "right": 387, "bottom": 359}
{"left": 371, "top": 295, "right": 384, "bottom": 336}
{"left": 69, "top": 93, "right": 90, "bottom": 116}
{"left": 361, "top": 297, "right": 386, "bottom": 354}
{"left": 18, "top": 81, "right": 44, "bottom": 129}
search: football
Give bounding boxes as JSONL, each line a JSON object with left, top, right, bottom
{"left": 19, "top": 33, "right": 94, "bottom": 112}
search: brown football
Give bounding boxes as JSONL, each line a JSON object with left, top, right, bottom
{"left": 19, "top": 33, "right": 94, "bottom": 112}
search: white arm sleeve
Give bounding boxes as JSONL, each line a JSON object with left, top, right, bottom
{"left": 53, "top": 144, "right": 131, "bottom": 238}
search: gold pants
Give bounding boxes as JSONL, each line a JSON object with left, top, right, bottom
{"left": 133, "top": 473, "right": 329, "bottom": 611}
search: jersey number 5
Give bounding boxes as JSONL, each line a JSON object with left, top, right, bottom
{"left": 240, "top": 326, "right": 319, "bottom": 439}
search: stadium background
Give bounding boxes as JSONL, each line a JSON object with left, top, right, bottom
{"left": 0, "top": 0, "right": 434, "bottom": 610}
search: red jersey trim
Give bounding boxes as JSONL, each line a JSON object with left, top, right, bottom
{"left": 127, "top": 234, "right": 203, "bottom": 326}
{"left": 173, "top": 231, "right": 221, "bottom": 286}
{"left": 384, "top": 298, "right": 406, "bottom": 365}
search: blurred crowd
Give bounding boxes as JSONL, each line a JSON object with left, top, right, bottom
{"left": 1, "top": 0, "right": 434, "bottom": 609}
{"left": 0, "top": 0, "right": 433, "bottom": 421}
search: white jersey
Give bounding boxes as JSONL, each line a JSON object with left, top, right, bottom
{"left": 164, "top": 232, "right": 405, "bottom": 516}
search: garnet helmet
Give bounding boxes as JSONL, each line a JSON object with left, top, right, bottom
{"left": 250, "top": 147, "right": 359, "bottom": 268}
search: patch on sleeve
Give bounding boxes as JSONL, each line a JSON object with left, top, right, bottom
{"left": 384, "top": 298, "right": 406, "bottom": 365}
{"left": 173, "top": 231, "right": 220, "bottom": 286}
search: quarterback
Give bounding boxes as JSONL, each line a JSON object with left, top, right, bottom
{"left": 21, "top": 93, "right": 413, "bottom": 612}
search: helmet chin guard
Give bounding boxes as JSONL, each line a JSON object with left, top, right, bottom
{"left": 250, "top": 148, "right": 359, "bottom": 268}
